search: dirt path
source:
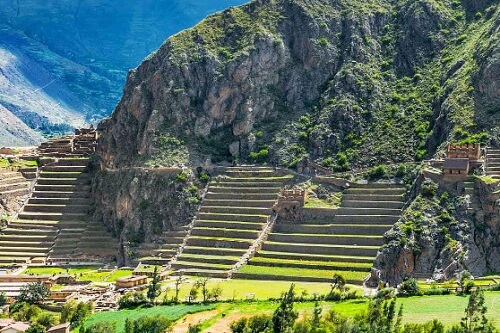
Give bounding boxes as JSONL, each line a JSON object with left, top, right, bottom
{"left": 172, "top": 310, "right": 218, "bottom": 333}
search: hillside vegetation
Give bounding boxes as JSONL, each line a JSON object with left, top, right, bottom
{"left": 98, "top": 0, "right": 499, "bottom": 169}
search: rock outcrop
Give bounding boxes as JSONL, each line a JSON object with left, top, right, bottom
{"left": 98, "top": 0, "right": 499, "bottom": 169}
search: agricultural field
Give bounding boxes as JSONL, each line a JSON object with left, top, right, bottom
{"left": 83, "top": 291, "right": 500, "bottom": 332}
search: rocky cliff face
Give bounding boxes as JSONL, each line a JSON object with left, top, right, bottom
{"left": 91, "top": 167, "right": 205, "bottom": 263}
{"left": 98, "top": 0, "right": 499, "bottom": 169}
{"left": 370, "top": 176, "right": 500, "bottom": 286}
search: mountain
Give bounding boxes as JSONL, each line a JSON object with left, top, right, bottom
{"left": 0, "top": 104, "right": 42, "bottom": 147}
{"left": 0, "top": 0, "right": 249, "bottom": 146}
{"left": 98, "top": 0, "right": 499, "bottom": 169}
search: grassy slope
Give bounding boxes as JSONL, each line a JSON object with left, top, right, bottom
{"left": 84, "top": 304, "right": 215, "bottom": 333}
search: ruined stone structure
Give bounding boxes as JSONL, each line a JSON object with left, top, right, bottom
{"left": 442, "top": 144, "right": 482, "bottom": 181}
{"left": 446, "top": 144, "right": 481, "bottom": 160}
{"left": 273, "top": 189, "right": 306, "bottom": 220}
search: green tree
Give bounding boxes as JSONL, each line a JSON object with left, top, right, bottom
{"left": 460, "top": 289, "right": 494, "bottom": 333}
{"left": 0, "top": 291, "right": 7, "bottom": 306}
{"left": 124, "top": 315, "right": 172, "bottom": 333}
{"left": 17, "top": 282, "right": 49, "bottom": 304}
{"left": 25, "top": 324, "right": 46, "bottom": 333}
{"left": 272, "top": 284, "right": 298, "bottom": 333}
{"left": 398, "top": 278, "right": 421, "bottom": 297}
{"left": 147, "top": 266, "right": 161, "bottom": 304}
{"left": 34, "top": 312, "right": 59, "bottom": 329}
{"left": 71, "top": 301, "right": 93, "bottom": 329}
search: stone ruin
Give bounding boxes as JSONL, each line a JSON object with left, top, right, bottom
{"left": 273, "top": 188, "right": 306, "bottom": 220}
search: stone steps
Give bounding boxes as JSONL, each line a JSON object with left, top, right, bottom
{"left": 18, "top": 212, "right": 88, "bottom": 221}
{"left": 0, "top": 256, "right": 31, "bottom": 264}
{"left": 248, "top": 258, "right": 371, "bottom": 271}
{"left": 34, "top": 184, "right": 91, "bottom": 192}
{"left": 31, "top": 191, "right": 90, "bottom": 198}
{"left": 182, "top": 246, "right": 247, "bottom": 257}
{"left": 209, "top": 186, "right": 281, "bottom": 194}
{"left": 0, "top": 182, "right": 28, "bottom": 192}
{"left": 199, "top": 206, "right": 272, "bottom": 215}
{"left": 171, "top": 167, "right": 286, "bottom": 276}
{"left": 336, "top": 207, "right": 401, "bottom": 215}
{"left": 0, "top": 246, "right": 50, "bottom": 253}
{"left": 0, "top": 187, "right": 29, "bottom": 198}
{"left": 341, "top": 193, "right": 404, "bottom": 201}
{"left": 186, "top": 236, "right": 252, "bottom": 249}
{"left": 191, "top": 227, "right": 259, "bottom": 239}
{"left": 197, "top": 212, "right": 268, "bottom": 223}
{"left": 28, "top": 198, "right": 91, "bottom": 205}
{"left": 171, "top": 268, "right": 229, "bottom": 279}
{"left": 37, "top": 178, "right": 90, "bottom": 186}
{"left": 274, "top": 223, "right": 393, "bottom": 235}
{"left": 345, "top": 188, "right": 405, "bottom": 195}
{"left": 12, "top": 220, "right": 88, "bottom": 228}
{"left": 202, "top": 199, "right": 276, "bottom": 208}
{"left": 256, "top": 250, "right": 374, "bottom": 263}
{"left": 179, "top": 254, "right": 240, "bottom": 265}
{"left": 204, "top": 192, "right": 278, "bottom": 200}
{"left": 333, "top": 214, "right": 400, "bottom": 223}
{"left": 267, "top": 233, "right": 383, "bottom": 246}
{"left": 23, "top": 204, "right": 89, "bottom": 213}
{"left": 262, "top": 242, "right": 379, "bottom": 257}
{"left": 196, "top": 220, "right": 264, "bottom": 230}
{"left": 43, "top": 166, "right": 86, "bottom": 172}
{"left": 0, "top": 176, "right": 27, "bottom": 186}
{"left": 171, "top": 261, "right": 232, "bottom": 271}
{"left": 342, "top": 200, "right": 404, "bottom": 209}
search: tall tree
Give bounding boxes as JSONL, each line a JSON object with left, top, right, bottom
{"left": 17, "top": 282, "right": 49, "bottom": 304}
{"left": 461, "top": 289, "right": 494, "bottom": 333}
{"left": 147, "top": 265, "right": 161, "bottom": 304}
{"left": 272, "top": 284, "right": 298, "bottom": 333}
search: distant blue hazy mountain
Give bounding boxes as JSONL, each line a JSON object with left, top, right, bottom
{"left": 0, "top": 0, "right": 248, "bottom": 145}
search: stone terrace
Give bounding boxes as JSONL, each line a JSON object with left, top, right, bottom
{"left": 234, "top": 183, "right": 405, "bottom": 284}
{"left": 485, "top": 147, "right": 500, "bottom": 179}
{"left": 0, "top": 131, "right": 118, "bottom": 266}
{"left": 170, "top": 167, "right": 291, "bottom": 278}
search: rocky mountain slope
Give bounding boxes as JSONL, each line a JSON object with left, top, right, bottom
{"left": 98, "top": 0, "right": 499, "bottom": 169}
{"left": 95, "top": 0, "right": 499, "bottom": 279}
{"left": 0, "top": 0, "right": 247, "bottom": 146}
{"left": 0, "top": 105, "right": 42, "bottom": 147}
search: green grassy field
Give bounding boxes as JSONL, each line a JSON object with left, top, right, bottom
{"left": 83, "top": 290, "right": 500, "bottom": 332}
{"left": 160, "top": 278, "right": 351, "bottom": 301}
{"left": 84, "top": 304, "right": 215, "bottom": 332}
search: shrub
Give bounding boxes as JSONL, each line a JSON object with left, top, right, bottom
{"left": 398, "top": 278, "right": 422, "bottom": 297}
{"left": 317, "top": 37, "right": 328, "bottom": 47}
{"left": 175, "top": 172, "right": 188, "bottom": 182}
{"left": 368, "top": 165, "right": 387, "bottom": 180}
{"left": 422, "top": 182, "right": 437, "bottom": 198}
{"left": 199, "top": 172, "right": 210, "bottom": 183}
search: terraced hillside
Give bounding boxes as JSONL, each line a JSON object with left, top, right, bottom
{"left": 235, "top": 183, "right": 405, "bottom": 284}
{"left": 485, "top": 147, "right": 500, "bottom": 179}
{"left": 170, "top": 167, "right": 291, "bottom": 278}
{"left": 0, "top": 170, "right": 30, "bottom": 200}
{"left": 0, "top": 157, "right": 116, "bottom": 263}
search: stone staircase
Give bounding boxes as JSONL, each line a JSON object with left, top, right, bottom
{"left": 170, "top": 167, "right": 289, "bottom": 278}
{"left": 0, "top": 171, "right": 30, "bottom": 200}
{"left": 485, "top": 147, "right": 500, "bottom": 179}
{"left": 235, "top": 183, "right": 405, "bottom": 284}
{"left": 0, "top": 157, "right": 117, "bottom": 265}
